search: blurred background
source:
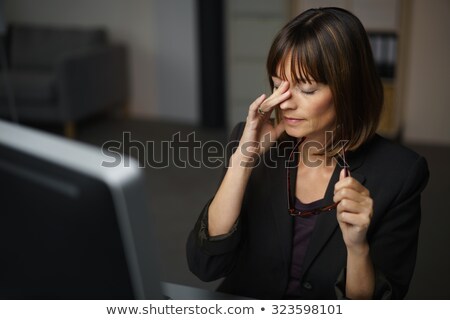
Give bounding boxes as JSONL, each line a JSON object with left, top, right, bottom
{"left": 0, "top": 0, "right": 449, "bottom": 299}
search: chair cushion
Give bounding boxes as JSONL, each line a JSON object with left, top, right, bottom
{"left": 0, "top": 71, "right": 57, "bottom": 103}
{"left": 9, "top": 24, "right": 107, "bottom": 71}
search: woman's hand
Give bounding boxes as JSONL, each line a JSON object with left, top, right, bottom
{"left": 334, "top": 169, "right": 376, "bottom": 299}
{"left": 235, "top": 81, "right": 290, "bottom": 165}
{"left": 209, "top": 82, "right": 291, "bottom": 235}
{"left": 333, "top": 169, "right": 374, "bottom": 254}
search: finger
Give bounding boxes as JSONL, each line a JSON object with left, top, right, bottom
{"left": 334, "top": 177, "right": 369, "bottom": 196}
{"left": 339, "top": 168, "right": 346, "bottom": 181}
{"left": 259, "top": 81, "right": 290, "bottom": 113}
{"left": 259, "top": 90, "right": 291, "bottom": 114}
{"left": 273, "top": 80, "right": 290, "bottom": 94}
{"left": 265, "top": 82, "right": 290, "bottom": 102}
{"left": 333, "top": 187, "right": 368, "bottom": 204}
{"left": 337, "top": 211, "right": 371, "bottom": 229}
{"left": 336, "top": 198, "right": 370, "bottom": 215}
{"left": 247, "top": 94, "right": 267, "bottom": 122}
{"left": 249, "top": 93, "right": 267, "bottom": 113}
{"left": 272, "top": 81, "right": 289, "bottom": 95}
{"left": 339, "top": 166, "right": 351, "bottom": 178}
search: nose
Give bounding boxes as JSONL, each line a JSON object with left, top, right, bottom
{"left": 279, "top": 88, "right": 296, "bottom": 111}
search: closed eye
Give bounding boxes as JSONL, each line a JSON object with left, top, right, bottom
{"left": 294, "top": 83, "right": 317, "bottom": 95}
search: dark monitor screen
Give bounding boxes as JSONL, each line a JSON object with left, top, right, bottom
{"left": 0, "top": 120, "right": 162, "bottom": 299}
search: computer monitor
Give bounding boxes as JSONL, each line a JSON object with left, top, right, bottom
{"left": 0, "top": 119, "right": 162, "bottom": 299}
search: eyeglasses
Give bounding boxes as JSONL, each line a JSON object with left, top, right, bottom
{"left": 287, "top": 137, "right": 349, "bottom": 217}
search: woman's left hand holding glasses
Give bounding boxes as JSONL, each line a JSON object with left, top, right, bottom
{"left": 334, "top": 169, "right": 375, "bottom": 299}
{"left": 333, "top": 169, "right": 374, "bottom": 254}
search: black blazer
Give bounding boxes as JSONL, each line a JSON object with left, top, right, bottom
{"left": 186, "top": 123, "right": 429, "bottom": 299}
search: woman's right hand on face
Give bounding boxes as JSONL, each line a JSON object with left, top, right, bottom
{"left": 235, "top": 81, "right": 291, "bottom": 164}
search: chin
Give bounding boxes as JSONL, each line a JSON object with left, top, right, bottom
{"left": 284, "top": 126, "right": 308, "bottom": 139}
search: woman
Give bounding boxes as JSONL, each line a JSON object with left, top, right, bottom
{"left": 186, "top": 7, "right": 429, "bottom": 299}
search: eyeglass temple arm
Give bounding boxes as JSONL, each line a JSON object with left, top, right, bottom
{"left": 341, "top": 141, "right": 350, "bottom": 178}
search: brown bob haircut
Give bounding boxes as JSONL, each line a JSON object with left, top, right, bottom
{"left": 267, "top": 7, "right": 383, "bottom": 155}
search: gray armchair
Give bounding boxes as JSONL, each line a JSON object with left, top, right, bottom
{"left": 0, "top": 24, "right": 128, "bottom": 137}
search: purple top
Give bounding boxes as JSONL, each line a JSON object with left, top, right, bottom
{"left": 284, "top": 197, "right": 326, "bottom": 297}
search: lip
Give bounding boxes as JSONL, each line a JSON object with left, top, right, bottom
{"left": 283, "top": 116, "right": 305, "bottom": 125}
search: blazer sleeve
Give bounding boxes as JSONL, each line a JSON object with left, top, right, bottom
{"left": 186, "top": 122, "right": 246, "bottom": 282}
{"left": 335, "top": 155, "right": 430, "bottom": 299}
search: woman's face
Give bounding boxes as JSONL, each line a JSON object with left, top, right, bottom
{"left": 272, "top": 64, "right": 336, "bottom": 144}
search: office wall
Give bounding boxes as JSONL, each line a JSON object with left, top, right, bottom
{"left": 295, "top": 0, "right": 399, "bottom": 31}
{"left": 402, "top": 0, "right": 450, "bottom": 145}
{"left": 153, "top": 0, "right": 198, "bottom": 124}
{"left": 226, "top": 0, "right": 289, "bottom": 128}
{"left": 4, "top": 0, "right": 199, "bottom": 123}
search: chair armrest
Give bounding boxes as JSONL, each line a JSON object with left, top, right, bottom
{"left": 56, "top": 44, "right": 128, "bottom": 121}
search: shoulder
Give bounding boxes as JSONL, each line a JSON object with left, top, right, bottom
{"left": 358, "top": 134, "right": 427, "bottom": 170}
{"left": 354, "top": 134, "right": 429, "bottom": 195}
{"left": 363, "top": 134, "right": 421, "bottom": 160}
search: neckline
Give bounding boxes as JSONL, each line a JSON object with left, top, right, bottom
{"left": 295, "top": 197, "right": 328, "bottom": 211}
